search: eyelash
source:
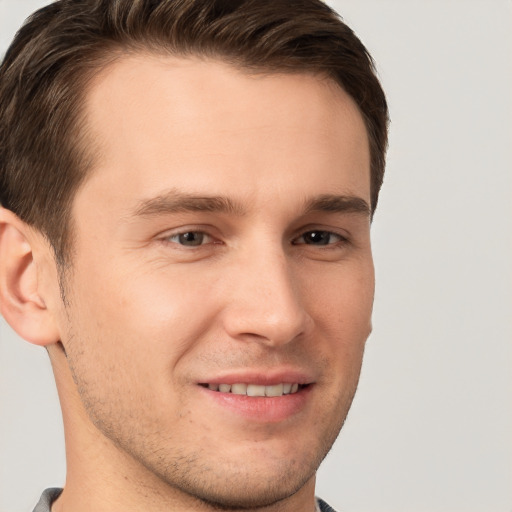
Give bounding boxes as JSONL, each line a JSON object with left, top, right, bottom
{"left": 292, "top": 230, "right": 347, "bottom": 247}
{"left": 161, "top": 229, "right": 348, "bottom": 249}
{"left": 165, "top": 231, "right": 215, "bottom": 247}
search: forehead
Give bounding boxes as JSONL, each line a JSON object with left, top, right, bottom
{"left": 76, "top": 54, "right": 370, "bottom": 216}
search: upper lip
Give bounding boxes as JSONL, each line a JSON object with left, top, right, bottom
{"left": 198, "top": 368, "right": 315, "bottom": 386}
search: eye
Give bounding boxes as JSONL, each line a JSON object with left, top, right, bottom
{"left": 167, "top": 231, "right": 212, "bottom": 247}
{"left": 293, "top": 230, "right": 345, "bottom": 246}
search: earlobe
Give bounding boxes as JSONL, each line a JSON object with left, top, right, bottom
{"left": 0, "top": 207, "right": 60, "bottom": 346}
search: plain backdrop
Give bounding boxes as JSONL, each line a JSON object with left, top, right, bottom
{"left": 1, "top": 1, "right": 511, "bottom": 511}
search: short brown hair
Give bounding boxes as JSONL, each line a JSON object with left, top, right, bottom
{"left": 0, "top": 0, "right": 389, "bottom": 265}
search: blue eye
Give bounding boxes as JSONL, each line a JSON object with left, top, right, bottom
{"left": 294, "top": 231, "right": 344, "bottom": 246}
{"left": 168, "top": 232, "right": 209, "bottom": 246}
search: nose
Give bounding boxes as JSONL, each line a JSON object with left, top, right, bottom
{"left": 220, "top": 245, "right": 313, "bottom": 347}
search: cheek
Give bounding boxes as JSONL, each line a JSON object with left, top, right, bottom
{"left": 304, "top": 261, "right": 374, "bottom": 378}
{"left": 305, "top": 259, "right": 374, "bottom": 328}
{"left": 66, "top": 265, "right": 222, "bottom": 373}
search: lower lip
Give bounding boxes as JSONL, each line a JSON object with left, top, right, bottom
{"left": 198, "top": 385, "right": 313, "bottom": 423}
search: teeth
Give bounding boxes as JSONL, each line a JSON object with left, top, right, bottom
{"left": 206, "top": 382, "right": 302, "bottom": 397}
{"left": 231, "top": 383, "right": 247, "bottom": 395}
{"left": 247, "top": 384, "right": 266, "bottom": 397}
{"left": 265, "top": 383, "right": 284, "bottom": 397}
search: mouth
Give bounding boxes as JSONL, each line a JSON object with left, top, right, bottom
{"left": 199, "top": 382, "right": 308, "bottom": 397}
{"left": 197, "top": 376, "right": 314, "bottom": 422}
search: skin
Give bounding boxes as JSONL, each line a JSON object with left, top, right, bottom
{"left": 0, "top": 55, "right": 373, "bottom": 512}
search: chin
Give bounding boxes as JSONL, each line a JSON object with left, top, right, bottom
{"left": 148, "top": 439, "right": 324, "bottom": 510}
{"left": 172, "top": 467, "right": 315, "bottom": 510}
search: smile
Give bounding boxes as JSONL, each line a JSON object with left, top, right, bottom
{"left": 201, "top": 383, "right": 304, "bottom": 397}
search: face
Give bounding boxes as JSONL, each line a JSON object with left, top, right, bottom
{"left": 55, "top": 55, "right": 374, "bottom": 509}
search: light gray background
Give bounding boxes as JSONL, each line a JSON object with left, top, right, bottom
{"left": 1, "top": 1, "right": 511, "bottom": 511}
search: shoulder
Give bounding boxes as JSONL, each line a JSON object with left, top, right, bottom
{"left": 316, "top": 496, "right": 339, "bottom": 512}
{"left": 32, "top": 488, "right": 62, "bottom": 512}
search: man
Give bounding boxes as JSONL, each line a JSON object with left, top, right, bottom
{"left": 0, "top": 0, "right": 388, "bottom": 511}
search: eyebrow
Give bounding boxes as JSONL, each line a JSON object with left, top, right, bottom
{"left": 131, "top": 190, "right": 246, "bottom": 217}
{"left": 303, "top": 194, "right": 371, "bottom": 217}
{"left": 130, "top": 190, "right": 370, "bottom": 219}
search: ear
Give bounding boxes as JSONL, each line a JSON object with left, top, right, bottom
{"left": 0, "top": 207, "right": 60, "bottom": 346}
